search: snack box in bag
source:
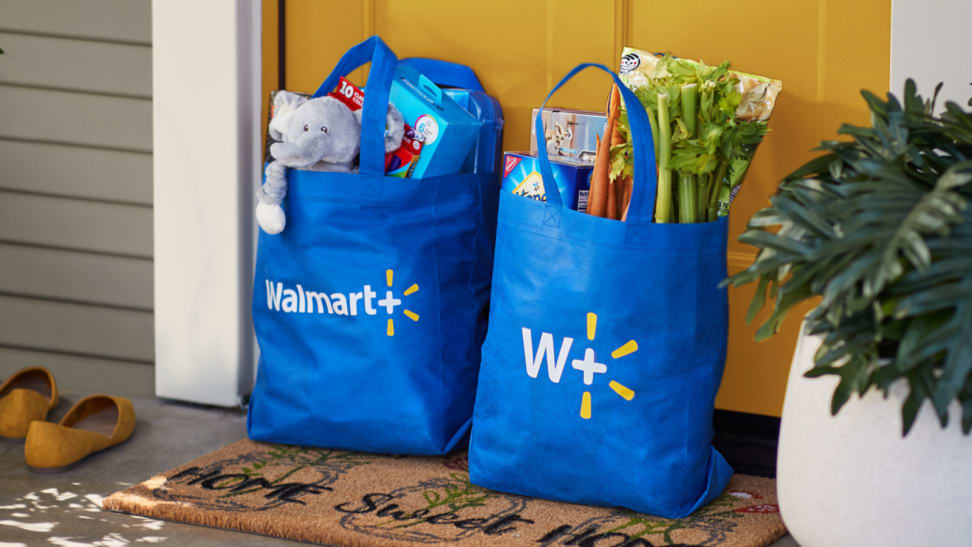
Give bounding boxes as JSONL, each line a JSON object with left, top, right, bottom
{"left": 501, "top": 152, "right": 592, "bottom": 212}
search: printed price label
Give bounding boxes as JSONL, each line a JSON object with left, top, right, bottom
{"left": 329, "top": 77, "right": 364, "bottom": 111}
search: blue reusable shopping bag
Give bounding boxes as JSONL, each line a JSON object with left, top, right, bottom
{"left": 468, "top": 64, "right": 734, "bottom": 517}
{"left": 248, "top": 37, "right": 498, "bottom": 455}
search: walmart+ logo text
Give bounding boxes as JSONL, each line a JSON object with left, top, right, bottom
{"left": 264, "top": 269, "right": 419, "bottom": 336}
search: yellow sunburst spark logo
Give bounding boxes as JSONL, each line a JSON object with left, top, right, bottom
{"left": 383, "top": 268, "right": 420, "bottom": 337}
{"left": 578, "top": 312, "right": 636, "bottom": 419}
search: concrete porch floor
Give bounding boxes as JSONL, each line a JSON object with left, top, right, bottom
{"left": 0, "top": 395, "right": 798, "bottom": 546}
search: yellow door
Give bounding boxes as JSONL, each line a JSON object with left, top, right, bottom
{"left": 263, "top": 0, "right": 891, "bottom": 417}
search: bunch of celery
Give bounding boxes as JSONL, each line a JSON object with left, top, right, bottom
{"left": 611, "top": 55, "right": 771, "bottom": 223}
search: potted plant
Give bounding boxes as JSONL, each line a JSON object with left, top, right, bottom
{"left": 725, "top": 80, "right": 972, "bottom": 547}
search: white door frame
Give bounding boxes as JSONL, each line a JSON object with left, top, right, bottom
{"left": 152, "top": 0, "right": 262, "bottom": 406}
{"left": 891, "top": 0, "right": 969, "bottom": 110}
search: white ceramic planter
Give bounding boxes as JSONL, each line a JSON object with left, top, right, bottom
{"left": 777, "top": 322, "right": 972, "bottom": 547}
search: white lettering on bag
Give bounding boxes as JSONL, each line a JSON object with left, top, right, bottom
{"left": 265, "top": 280, "right": 400, "bottom": 319}
{"left": 267, "top": 280, "right": 283, "bottom": 310}
{"left": 262, "top": 271, "right": 419, "bottom": 338}
{"left": 521, "top": 328, "right": 574, "bottom": 383}
{"left": 363, "top": 285, "right": 377, "bottom": 315}
{"left": 281, "top": 289, "right": 298, "bottom": 312}
{"left": 305, "top": 291, "right": 332, "bottom": 314}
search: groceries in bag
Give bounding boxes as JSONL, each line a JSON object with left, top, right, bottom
{"left": 529, "top": 108, "right": 606, "bottom": 165}
{"left": 396, "top": 56, "right": 506, "bottom": 179}
{"left": 609, "top": 47, "right": 783, "bottom": 222}
{"left": 511, "top": 48, "right": 781, "bottom": 224}
{"left": 501, "top": 152, "right": 592, "bottom": 212}
{"left": 328, "top": 76, "right": 425, "bottom": 178}
{"left": 255, "top": 65, "right": 483, "bottom": 234}
{"left": 390, "top": 64, "right": 481, "bottom": 178}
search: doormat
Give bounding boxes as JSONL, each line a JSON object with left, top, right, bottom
{"left": 102, "top": 439, "right": 785, "bottom": 546}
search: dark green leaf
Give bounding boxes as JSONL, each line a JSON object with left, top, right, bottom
{"left": 961, "top": 384, "right": 972, "bottom": 434}
{"left": 902, "top": 373, "right": 928, "bottom": 436}
{"left": 745, "top": 277, "right": 770, "bottom": 325}
{"left": 830, "top": 365, "right": 854, "bottom": 416}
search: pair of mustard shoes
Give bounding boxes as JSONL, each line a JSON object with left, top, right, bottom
{"left": 0, "top": 366, "right": 135, "bottom": 472}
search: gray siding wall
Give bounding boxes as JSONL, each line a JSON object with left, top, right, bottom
{"left": 0, "top": 0, "right": 154, "bottom": 396}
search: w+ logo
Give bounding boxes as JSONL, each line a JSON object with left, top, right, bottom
{"left": 521, "top": 312, "right": 637, "bottom": 420}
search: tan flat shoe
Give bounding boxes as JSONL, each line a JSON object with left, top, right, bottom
{"left": 25, "top": 394, "right": 134, "bottom": 472}
{"left": 0, "top": 366, "right": 58, "bottom": 440}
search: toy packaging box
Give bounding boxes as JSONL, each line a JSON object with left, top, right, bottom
{"left": 390, "top": 64, "right": 480, "bottom": 178}
{"left": 529, "top": 108, "right": 606, "bottom": 165}
{"left": 501, "top": 152, "right": 592, "bottom": 212}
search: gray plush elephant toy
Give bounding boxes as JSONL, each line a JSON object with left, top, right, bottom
{"left": 256, "top": 91, "right": 405, "bottom": 234}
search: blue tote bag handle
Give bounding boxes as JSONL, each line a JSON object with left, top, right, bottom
{"left": 398, "top": 57, "right": 485, "bottom": 91}
{"left": 312, "top": 36, "right": 398, "bottom": 177}
{"left": 533, "top": 63, "right": 657, "bottom": 223}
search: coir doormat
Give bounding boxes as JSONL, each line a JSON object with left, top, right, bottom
{"left": 102, "top": 439, "right": 785, "bottom": 546}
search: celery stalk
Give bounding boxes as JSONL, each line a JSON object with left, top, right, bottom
{"left": 655, "top": 92, "right": 673, "bottom": 223}
{"left": 678, "top": 83, "right": 699, "bottom": 223}
{"left": 678, "top": 174, "right": 697, "bottom": 223}
{"left": 681, "top": 83, "right": 698, "bottom": 137}
{"left": 697, "top": 173, "right": 710, "bottom": 220}
{"left": 646, "top": 106, "right": 660, "bottom": 158}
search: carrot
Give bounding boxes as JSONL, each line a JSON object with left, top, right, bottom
{"left": 588, "top": 85, "right": 622, "bottom": 218}
{"left": 587, "top": 134, "right": 609, "bottom": 217}
{"left": 616, "top": 174, "right": 631, "bottom": 219}
{"left": 606, "top": 176, "right": 619, "bottom": 220}
{"left": 620, "top": 175, "right": 633, "bottom": 221}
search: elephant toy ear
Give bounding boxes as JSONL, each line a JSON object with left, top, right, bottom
{"left": 352, "top": 108, "right": 364, "bottom": 127}
{"left": 384, "top": 103, "right": 405, "bottom": 153}
{"left": 268, "top": 116, "right": 288, "bottom": 142}
{"left": 268, "top": 91, "right": 310, "bottom": 141}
